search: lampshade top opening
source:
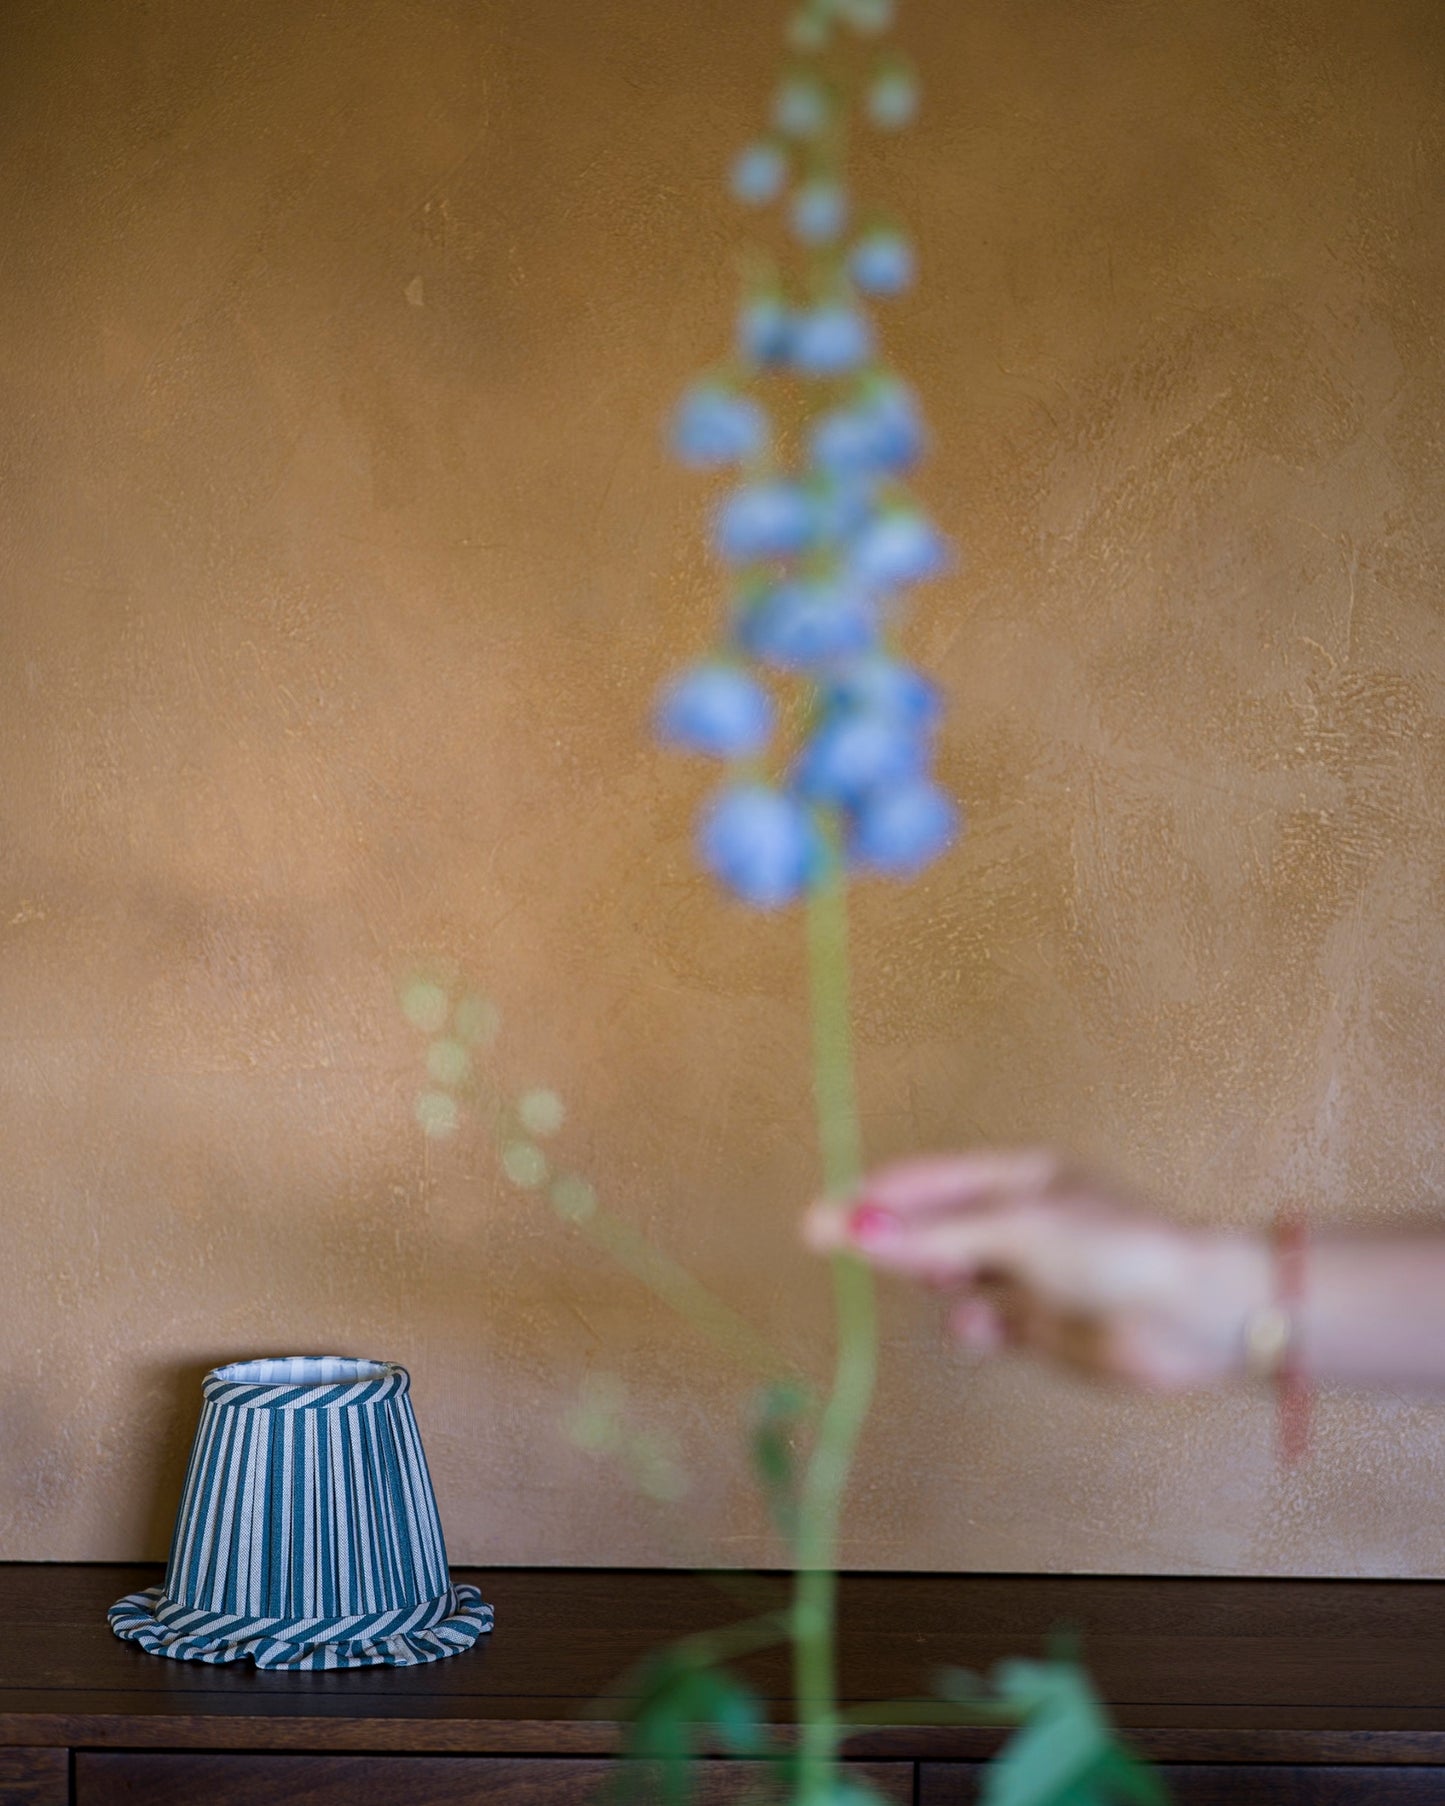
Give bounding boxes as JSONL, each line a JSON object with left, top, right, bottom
{"left": 213, "top": 1356, "right": 395, "bottom": 1386}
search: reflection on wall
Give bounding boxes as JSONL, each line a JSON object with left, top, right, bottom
{"left": 2, "top": 0, "right": 1444, "bottom": 1573}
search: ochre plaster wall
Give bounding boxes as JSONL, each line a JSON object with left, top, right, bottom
{"left": 3, "top": 0, "right": 1444, "bottom": 1573}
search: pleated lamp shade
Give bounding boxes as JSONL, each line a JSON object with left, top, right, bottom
{"left": 109, "top": 1356, "right": 493, "bottom": 1669}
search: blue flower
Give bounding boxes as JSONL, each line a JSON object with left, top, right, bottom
{"left": 656, "top": 664, "right": 774, "bottom": 757}
{"left": 672, "top": 387, "right": 767, "bottom": 467}
{"left": 714, "top": 482, "right": 817, "bottom": 563}
{"left": 810, "top": 473, "right": 879, "bottom": 544}
{"left": 810, "top": 409, "right": 879, "bottom": 477}
{"left": 700, "top": 784, "right": 819, "bottom": 908}
{"left": 738, "top": 577, "right": 876, "bottom": 670}
{"left": 738, "top": 295, "right": 793, "bottom": 367}
{"left": 827, "top": 657, "right": 941, "bottom": 730}
{"left": 663, "top": 18, "right": 951, "bottom": 905}
{"left": 850, "top": 228, "right": 914, "bottom": 295}
{"left": 774, "top": 77, "right": 829, "bottom": 138}
{"left": 849, "top": 509, "right": 949, "bottom": 589}
{"left": 848, "top": 778, "right": 958, "bottom": 875}
{"left": 794, "top": 711, "right": 927, "bottom": 803}
{"left": 861, "top": 381, "right": 925, "bottom": 468}
{"left": 789, "top": 305, "right": 874, "bottom": 376}
{"left": 867, "top": 64, "right": 918, "bottom": 130}
{"left": 810, "top": 380, "right": 923, "bottom": 477}
{"left": 731, "top": 141, "right": 788, "bottom": 205}
{"left": 791, "top": 178, "right": 847, "bottom": 246}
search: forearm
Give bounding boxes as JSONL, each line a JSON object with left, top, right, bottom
{"left": 1175, "top": 1229, "right": 1445, "bottom": 1396}
{"left": 1296, "top": 1237, "right": 1445, "bottom": 1392}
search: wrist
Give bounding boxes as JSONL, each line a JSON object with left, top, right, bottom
{"left": 1215, "top": 1218, "right": 1313, "bottom": 1461}
{"left": 1203, "top": 1230, "right": 1274, "bottom": 1381}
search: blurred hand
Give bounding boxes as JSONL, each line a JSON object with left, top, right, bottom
{"left": 805, "top": 1151, "right": 1270, "bottom": 1392}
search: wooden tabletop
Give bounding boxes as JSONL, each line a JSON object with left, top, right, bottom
{"left": 4, "top": 1565, "right": 1445, "bottom": 1764}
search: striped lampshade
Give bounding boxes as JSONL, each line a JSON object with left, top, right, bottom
{"left": 109, "top": 1356, "right": 493, "bottom": 1669}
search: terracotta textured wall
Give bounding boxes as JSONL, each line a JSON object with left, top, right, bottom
{"left": 3, "top": 0, "right": 1444, "bottom": 1574}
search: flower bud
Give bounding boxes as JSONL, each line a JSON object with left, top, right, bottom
{"left": 672, "top": 386, "right": 768, "bottom": 467}
{"left": 792, "top": 178, "right": 848, "bottom": 245}
{"left": 795, "top": 711, "right": 927, "bottom": 804}
{"left": 738, "top": 577, "right": 876, "bottom": 671}
{"left": 774, "top": 76, "right": 829, "bottom": 139}
{"left": 789, "top": 304, "right": 874, "bottom": 376}
{"left": 731, "top": 141, "right": 787, "bottom": 205}
{"left": 850, "top": 228, "right": 914, "bottom": 295}
{"left": 849, "top": 510, "right": 949, "bottom": 589}
{"left": 714, "top": 482, "right": 818, "bottom": 563}
{"left": 656, "top": 664, "right": 775, "bottom": 758}
{"left": 700, "top": 784, "right": 819, "bottom": 908}
{"left": 827, "top": 658, "right": 942, "bottom": 729}
{"left": 849, "top": 778, "right": 959, "bottom": 875}
{"left": 738, "top": 295, "right": 793, "bottom": 367}
{"left": 867, "top": 62, "right": 919, "bottom": 130}
{"left": 838, "top": 0, "right": 893, "bottom": 33}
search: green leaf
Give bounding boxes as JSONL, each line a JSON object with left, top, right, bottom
{"left": 618, "top": 1652, "right": 771, "bottom": 1806}
{"left": 828, "top": 1780, "right": 889, "bottom": 1806}
{"left": 981, "top": 1660, "right": 1168, "bottom": 1806}
{"left": 1088, "top": 1748, "right": 1171, "bottom": 1805}
{"left": 693, "top": 1667, "right": 769, "bottom": 1759}
{"left": 622, "top": 1658, "right": 695, "bottom": 1806}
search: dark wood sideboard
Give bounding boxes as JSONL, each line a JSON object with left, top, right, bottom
{"left": 4, "top": 1565, "right": 1445, "bottom": 1803}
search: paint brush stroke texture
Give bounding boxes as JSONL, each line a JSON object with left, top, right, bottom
{"left": 1, "top": 0, "right": 1444, "bottom": 1574}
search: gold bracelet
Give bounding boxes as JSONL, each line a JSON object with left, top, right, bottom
{"left": 1243, "top": 1301, "right": 1294, "bottom": 1380}
{"left": 1248, "top": 1213, "right": 1311, "bottom": 1464}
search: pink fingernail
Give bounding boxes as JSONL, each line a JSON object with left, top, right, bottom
{"left": 847, "top": 1203, "right": 898, "bottom": 1243}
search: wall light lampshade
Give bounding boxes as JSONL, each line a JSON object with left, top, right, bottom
{"left": 109, "top": 1356, "right": 493, "bottom": 1669}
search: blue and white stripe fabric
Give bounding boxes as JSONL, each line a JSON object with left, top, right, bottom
{"left": 109, "top": 1356, "right": 493, "bottom": 1668}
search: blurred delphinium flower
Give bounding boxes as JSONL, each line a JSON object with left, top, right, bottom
{"left": 396, "top": 2, "right": 1166, "bottom": 1797}
{"left": 649, "top": 6, "right": 967, "bottom": 1801}
{"left": 656, "top": 0, "right": 956, "bottom": 911}
{"left": 639, "top": 9, "right": 1163, "bottom": 1806}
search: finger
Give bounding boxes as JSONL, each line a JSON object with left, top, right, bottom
{"left": 806, "top": 1150, "right": 1064, "bottom": 1249}
{"left": 802, "top": 1201, "right": 852, "bottom": 1254}
{"left": 852, "top": 1149, "right": 1062, "bottom": 1218}
{"left": 1013, "top": 1303, "right": 1115, "bottom": 1378}
{"left": 969, "top": 1283, "right": 1120, "bottom": 1381}
{"left": 845, "top": 1204, "right": 1035, "bottom": 1287}
{"left": 986, "top": 1287, "right": 1194, "bottom": 1392}
{"left": 948, "top": 1297, "right": 1007, "bottom": 1353}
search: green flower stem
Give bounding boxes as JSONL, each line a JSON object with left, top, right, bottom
{"left": 805, "top": 830, "right": 862, "bottom": 1197}
{"left": 793, "top": 833, "right": 877, "bottom": 1805}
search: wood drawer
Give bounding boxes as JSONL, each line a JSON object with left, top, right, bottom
{"left": 922, "top": 1761, "right": 1445, "bottom": 1804}
{"left": 0, "top": 1747, "right": 68, "bottom": 1806}
{"left": 75, "top": 1754, "right": 914, "bottom": 1805}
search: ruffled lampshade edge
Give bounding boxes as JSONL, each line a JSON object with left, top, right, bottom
{"left": 108, "top": 1581, "right": 494, "bottom": 1669}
